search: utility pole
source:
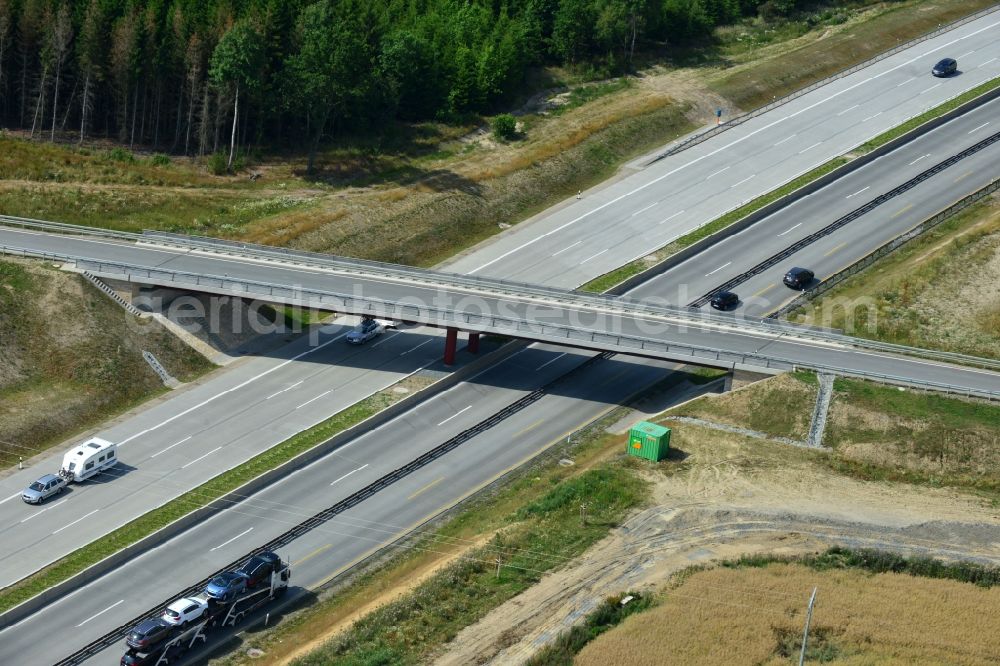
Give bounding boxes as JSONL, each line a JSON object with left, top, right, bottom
{"left": 495, "top": 555, "right": 502, "bottom": 580}
{"left": 798, "top": 587, "right": 818, "bottom": 666}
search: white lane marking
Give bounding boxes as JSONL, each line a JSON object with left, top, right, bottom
{"left": 658, "top": 210, "right": 685, "bottom": 224}
{"left": 467, "top": 17, "right": 1000, "bottom": 275}
{"left": 862, "top": 111, "right": 882, "bottom": 122}
{"left": 0, "top": 493, "right": 21, "bottom": 505}
{"left": 20, "top": 500, "right": 66, "bottom": 523}
{"left": 580, "top": 248, "right": 608, "bottom": 264}
{"left": 704, "top": 262, "right": 731, "bottom": 277}
{"left": 958, "top": 50, "right": 975, "bottom": 59}
{"left": 552, "top": 240, "right": 582, "bottom": 256}
{"left": 371, "top": 331, "right": 401, "bottom": 348}
{"left": 77, "top": 600, "right": 124, "bottom": 627}
{"left": 150, "top": 436, "right": 192, "bottom": 458}
{"left": 798, "top": 142, "right": 822, "bottom": 154}
{"left": 265, "top": 380, "right": 303, "bottom": 400}
{"left": 920, "top": 83, "right": 942, "bottom": 94}
{"left": 778, "top": 223, "right": 802, "bottom": 236}
{"left": 437, "top": 406, "right": 472, "bottom": 427}
{"left": 968, "top": 122, "right": 990, "bottom": 134}
{"left": 730, "top": 174, "right": 755, "bottom": 189}
{"left": 400, "top": 339, "right": 432, "bottom": 356}
{"left": 330, "top": 464, "right": 369, "bottom": 486}
{"left": 181, "top": 446, "right": 223, "bottom": 469}
{"left": 706, "top": 166, "right": 730, "bottom": 179}
{"left": 836, "top": 104, "right": 859, "bottom": 116}
{"left": 52, "top": 509, "right": 99, "bottom": 535}
{"left": 119, "top": 332, "right": 346, "bottom": 445}
{"left": 896, "top": 77, "right": 915, "bottom": 87}
{"left": 536, "top": 352, "right": 568, "bottom": 371}
{"left": 210, "top": 527, "right": 254, "bottom": 552}
{"left": 908, "top": 154, "right": 930, "bottom": 165}
{"left": 979, "top": 57, "right": 998, "bottom": 67}
{"left": 774, "top": 134, "right": 796, "bottom": 146}
{"left": 845, "top": 186, "right": 869, "bottom": 199}
{"left": 631, "top": 203, "right": 657, "bottom": 217}
{"left": 296, "top": 390, "right": 332, "bottom": 410}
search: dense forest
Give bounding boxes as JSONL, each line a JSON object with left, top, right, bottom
{"left": 0, "top": 0, "right": 810, "bottom": 169}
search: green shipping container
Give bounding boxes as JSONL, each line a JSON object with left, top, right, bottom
{"left": 627, "top": 421, "right": 671, "bottom": 462}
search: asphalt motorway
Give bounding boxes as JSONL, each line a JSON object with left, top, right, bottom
{"left": 444, "top": 11, "right": 1000, "bottom": 287}
{"left": 3, "top": 227, "right": 999, "bottom": 395}
{"left": 2, "top": 9, "right": 998, "bottom": 594}
{"left": 0, "top": 319, "right": 447, "bottom": 587}
{"left": 2, "top": 13, "right": 999, "bottom": 664}
{"left": 0, "top": 347, "right": 685, "bottom": 666}
{"left": 632, "top": 94, "right": 1000, "bottom": 314}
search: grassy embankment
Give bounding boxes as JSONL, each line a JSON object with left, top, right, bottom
{"left": 789, "top": 195, "right": 1000, "bottom": 359}
{"left": 566, "top": 549, "right": 1000, "bottom": 666}
{"left": 212, "top": 368, "right": 1000, "bottom": 665}
{"left": 0, "top": 258, "right": 212, "bottom": 462}
{"left": 668, "top": 371, "right": 1000, "bottom": 500}
{"left": 0, "top": 373, "right": 433, "bottom": 615}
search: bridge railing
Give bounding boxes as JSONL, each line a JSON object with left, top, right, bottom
{"left": 4, "top": 214, "right": 1000, "bottom": 373}
{"left": 4, "top": 243, "right": 998, "bottom": 400}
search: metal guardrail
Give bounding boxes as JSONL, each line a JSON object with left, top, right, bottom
{"left": 771, "top": 176, "right": 1000, "bottom": 320}
{"left": 690, "top": 127, "right": 1000, "bottom": 305}
{"left": 3, "top": 243, "right": 999, "bottom": 399}
{"left": 647, "top": 4, "right": 1000, "bottom": 163}
{"left": 4, "top": 214, "right": 1000, "bottom": 373}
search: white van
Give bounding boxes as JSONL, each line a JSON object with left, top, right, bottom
{"left": 59, "top": 438, "right": 118, "bottom": 482}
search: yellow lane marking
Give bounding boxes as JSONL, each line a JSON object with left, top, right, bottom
{"left": 954, "top": 171, "right": 972, "bottom": 183}
{"left": 751, "top": 284, "right": 776, "bottom": 298}
{"left": 515, "top": 419, "right": 545, "bottom": 438}
{"left": 293, "top": 543, "right": 332, "bottom": 566}
{"left": 408, "top": 476, "right": 445, "bottom": 501}
{"left": 891, "top": 203, "right": 913, "bottom": 218}
{"left": 823, "top": 242, "right": 848, "bottom": 257}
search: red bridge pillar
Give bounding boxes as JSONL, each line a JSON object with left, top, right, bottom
{"left": 444, "top": 327, "right": 458, "bottom": 365}
{"left": 467, "top": 332, "right": 480, "bottom": 354}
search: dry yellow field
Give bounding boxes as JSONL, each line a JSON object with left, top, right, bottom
{"left": 576, "top": 563, "right": 1000, "bottom": 666}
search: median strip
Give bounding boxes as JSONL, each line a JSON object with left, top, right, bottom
{"left": 0, "top": 375, "right": 434, "bottom": 617}
{"left": 580, "top": 75, "right": 1000, "bottom": 295}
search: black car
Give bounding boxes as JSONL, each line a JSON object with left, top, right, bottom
{"left": 126, "top": 618, "right": 174, "bottom": 651}
{"left": 237, "top": 551, "right": 282, "bottom": 588}
{"left": 932, "top": 58, "right": 957, "bottom": 77}
{"left": 782, "top": 267, "right": 814, "bottom": 290}
{"left": 709, "top": 291, "right": 739, "bottom": 311}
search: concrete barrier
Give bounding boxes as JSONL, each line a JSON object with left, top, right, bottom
{"left": 607, "top": 84, "right": 1000, "bottom": 297}
{"left": 0, "top": 340, "right": 527, "bottom": 630}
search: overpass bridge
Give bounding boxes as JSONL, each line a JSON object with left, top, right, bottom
{"left": 2, "top": 217, "right": 1000, "bottom": 400}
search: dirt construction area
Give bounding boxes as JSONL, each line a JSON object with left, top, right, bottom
{"left": 433, "top": 416, "right": 1000, "bottom": 665}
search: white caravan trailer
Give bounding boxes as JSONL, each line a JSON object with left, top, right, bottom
{"left": 59, "top": 437, "right": 118, "bottom": 482}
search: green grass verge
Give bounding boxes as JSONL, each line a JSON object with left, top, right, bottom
{"left": 857, "top": 76, "right": 1000, "bottom": 153}
{"left": 579, "top": 157, "right": 849, "bottom": 293}
{"left": 523, "top": 591, "right": 655, "bottom": 666}
{"left": 295, "top": 465, "right": 648, "bottom": 665}
{"left": 580, "top": 72, "right": 1000, "bottom": 295}
{"left": 0, "top": 384, "right": 416, "bottom": 615}
{"left": 726, "top": 546, "right": 1000, "bottom": 587}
